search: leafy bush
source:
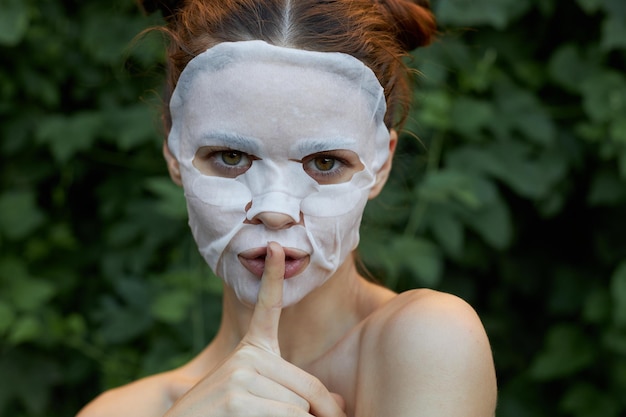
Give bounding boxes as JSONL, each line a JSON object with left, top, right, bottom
{"left": 0, "top": 0, "right": 624, "bottom": 416}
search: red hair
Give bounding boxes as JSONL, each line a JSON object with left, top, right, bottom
{"left": 140, "top": 0, "right": 437, "bottom": 129}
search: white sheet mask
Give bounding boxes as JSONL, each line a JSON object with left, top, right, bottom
{"left": 169, "top": 41, "right": 390, "bottom": 307}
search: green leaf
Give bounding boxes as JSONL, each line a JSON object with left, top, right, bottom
{"left": 492, "top": 80, "right": 556, "bottom": 146}
{"left": 10, "top": 278, "right": 56, "bottom": 312}
{"left": 0, "top": 300, "right": 15, "bottom": 336}
{"left": 144, "top": 177, "right": 188, "bottom": 220}
{"left": 581, "top": 71, "right": 626, "bottom": 123}
{"left": 0, "top": 190, "right": 46, "bottom": 240}
{"left": 582, "top": 288, "right": 611, "bottom": 323}
{"left": 436, "top": 0, "right": 532, "bottom": 29}
{"left": 64, "top": 314, "right": 87, "bottom": 339}
{"left": 602, "top": 328, "right": 626, "bottom": 354}
{"left": 619, "top": 150, "right": 626, "bottom": 180}
{"left": 8, "top": 315, "right": 42, "bottom": 344}
{"left": 417, "top": 170, "right": 483, "bottom": 209}
{"left": 576, "top": 0, "right": 603, "bottom": 13}
{"left": 151, "top": 289, "right": 193, "bottom": 324}
{"left": 0, "top": 256, "right": 27, "bottom": 282}
{"left": 459, "top": 193, "right": 512, "bottom": 250}
{"left": 126, "top": 28, "right": 167, "bottom": 66}
{"left": 536, "top": 0, "right": 557, "bottom": 15}
{"left": 0, "top": 0, "right": 30, "bottom": 46}
{"left": 415, "top": 90, "right": 453, "bottom": 131}
{"left": 458, "top": 49, "right": 498, "bottom": 93}
{"left": 80, "top": 12, "right": 146, "bottom": 64}
{"left": 588, "top": 169, "right": 626, "bottom": 206}
{"left": 36, "top": 112, "right": 103, "bottom": 163}
{"left": 390, "top": 236, "right": 443, "bottom": 287}
{"left": 48, "top": 223, "right": 77, "bottom": 249}
{"left": 601, "top": 16, "right": 626, "bottom": 51}
{"left": 20, "top": 65, "right": 62, "bottom": 107}
{"left": 529, "top": 325, "right": 595, "bottom": 380}
{"left": 96, "top": 278, "right": 154, "bottom": 344}
{"left": 574, "top": 121, "right": 606, "bottom": 143}
{"left": 450, "top": 97, "right": 494, "bottom": 135}
{"left": 548, "top": 44, "right": 602, "bottom": 93}
{"left": 610, "top": 262, "right": 626, "bottom": 326}
{"left": 560, "top": 383, "right": 620, "bottom": 417}
{"left": 610, "top": 117, "right": 626, "bottom": 145}
{"left": 603, "top": 0, "right": 626, "bottom": 18}
{"left": 414, "top": 38, "right": 474, "bottom": 82}
{"left": 357, "top": 229, "right": 399, "bottom": 280}
{"left": 536, "top": 189, "right": 566, "bottom": 218}
{"left": 427, "top": 207, "right": 464, "bottom": 257}
{"left": 447, "top": 141, "right": 566, "bottom": 200}
{"left": 115, "top": 278, "right": 152, "bottom": 308}
{"left": 0, "top": 350, "right": 61, "bottom": 414}
{"left": 97, "top": 304, "right": 153, "bottom": 344}
{"left": 105, "top": 105, "right": 160, "bottom": 150}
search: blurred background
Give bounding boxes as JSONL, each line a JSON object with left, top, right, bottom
{"left": 1, "top": 0, "right": 625, "bottom": 416}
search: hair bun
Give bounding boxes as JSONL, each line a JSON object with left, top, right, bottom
{"left": 138, "top": 0, "right": 183, "bottom": 19}
{"left": 380, "top": 0, "right": 437, "bottom": 51}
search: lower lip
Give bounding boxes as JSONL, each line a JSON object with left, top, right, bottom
{"left": 238, "top": 255, "right": 310, "bottom": 279}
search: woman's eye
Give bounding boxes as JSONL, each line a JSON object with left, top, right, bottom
{"left": 313, "top": 157, "right": 336, "bottom": 171}
{"left": 302, "top": 150, "right": 364, "bottom": 185}
{"left": 193, "top": 147, "right": 254, "bottom": 178}
{"left": 221, "top": 151, "right": 245, "bottom": 166}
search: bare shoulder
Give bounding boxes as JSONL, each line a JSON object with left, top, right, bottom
{"left": 368, "top": 288, "right": 491, "bottom": 338}
{"left": 362, "top": 289, "right": 494, "bottom": 364}
{"left": 357, "top": 289, "right": 497, "bottom": 417}
{"left": 76, "top": 370, "right": 193, "bottom": 417}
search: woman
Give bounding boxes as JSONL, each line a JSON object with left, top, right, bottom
{"left": 78, "top": 0, "right": 497, "bottom": 416}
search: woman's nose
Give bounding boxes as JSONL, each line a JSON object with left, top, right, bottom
{"left": 247, "top": 210, "right": 300, "bottom": 230}
{"left": 244, "top": 190, "right": 302, "bottom": 229}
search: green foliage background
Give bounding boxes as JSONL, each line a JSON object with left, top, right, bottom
{"left": 1, "top": 0, "right": 625, "bottom": 415}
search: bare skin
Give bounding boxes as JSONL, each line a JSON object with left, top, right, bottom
{"left": 78, "top": 130, "right": 496, "bottom": 416}
{"left": 77, "top": 241, "right": 497, "bottom": 417}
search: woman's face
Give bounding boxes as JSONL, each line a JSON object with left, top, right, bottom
{"left": 168, "top": 42, "right": 390, "bottom": 307}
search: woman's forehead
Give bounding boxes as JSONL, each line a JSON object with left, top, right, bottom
{"left": 181, "top": 61, "right": 374, "bottom": 122}
{"left": 176, "top": 54, "right": 380, "bottom": 150}
{"left": 172, "top": 40, "right": 386, "bottom": 123}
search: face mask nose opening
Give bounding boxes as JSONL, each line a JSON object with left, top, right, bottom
{"left": 245, "top": 191, "right": 302, "bottom": 229}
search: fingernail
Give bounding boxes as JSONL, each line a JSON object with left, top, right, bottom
{"left": 266, "top": 242, "right": 273, "bottom": 260}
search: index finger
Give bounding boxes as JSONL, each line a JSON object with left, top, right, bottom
{"left": 243, "top": 241, "right": 285, "bottom": 355}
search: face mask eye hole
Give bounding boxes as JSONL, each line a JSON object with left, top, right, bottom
{"left": 301, "top": 150, "right": 364, "bottom": 185}
{"left": 193, "top": 147, "right": 254, "bottom": 178}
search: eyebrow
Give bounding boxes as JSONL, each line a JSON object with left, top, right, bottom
{"left": 199, "top": 132, "right": 261, "bottom": 154}
{"left": 295, "top": 138, "right": 357, "bottom": 155}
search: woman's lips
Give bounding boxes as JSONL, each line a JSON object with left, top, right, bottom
{"left": 238, "top": 247, "right": 310, "bottom": 279}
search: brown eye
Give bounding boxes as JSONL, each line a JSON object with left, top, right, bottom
{"left": 193, "top": 147, "right": 254, "bottom": 178}
{"left": 314, "top": 157, "right": 336, "bottom": 171}
{"left": 222, "top": 151, "right": 244, "bottom": 166}
{"left": 302, "top": 150, "right": 364, "bottom": 185}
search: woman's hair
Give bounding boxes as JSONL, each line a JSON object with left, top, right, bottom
{"left": 139, "top": 0, "right": 437, "bottom": 130}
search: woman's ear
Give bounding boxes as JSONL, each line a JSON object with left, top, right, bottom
{"left": 369, "top": 129, "right": 398, "bottom": 199}
{"left": 163, "top": 141, "right": 183, "bottom": 186}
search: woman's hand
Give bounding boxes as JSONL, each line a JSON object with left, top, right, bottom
{"left": 164, "top": 242, "right": 346, "bottom": 417}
